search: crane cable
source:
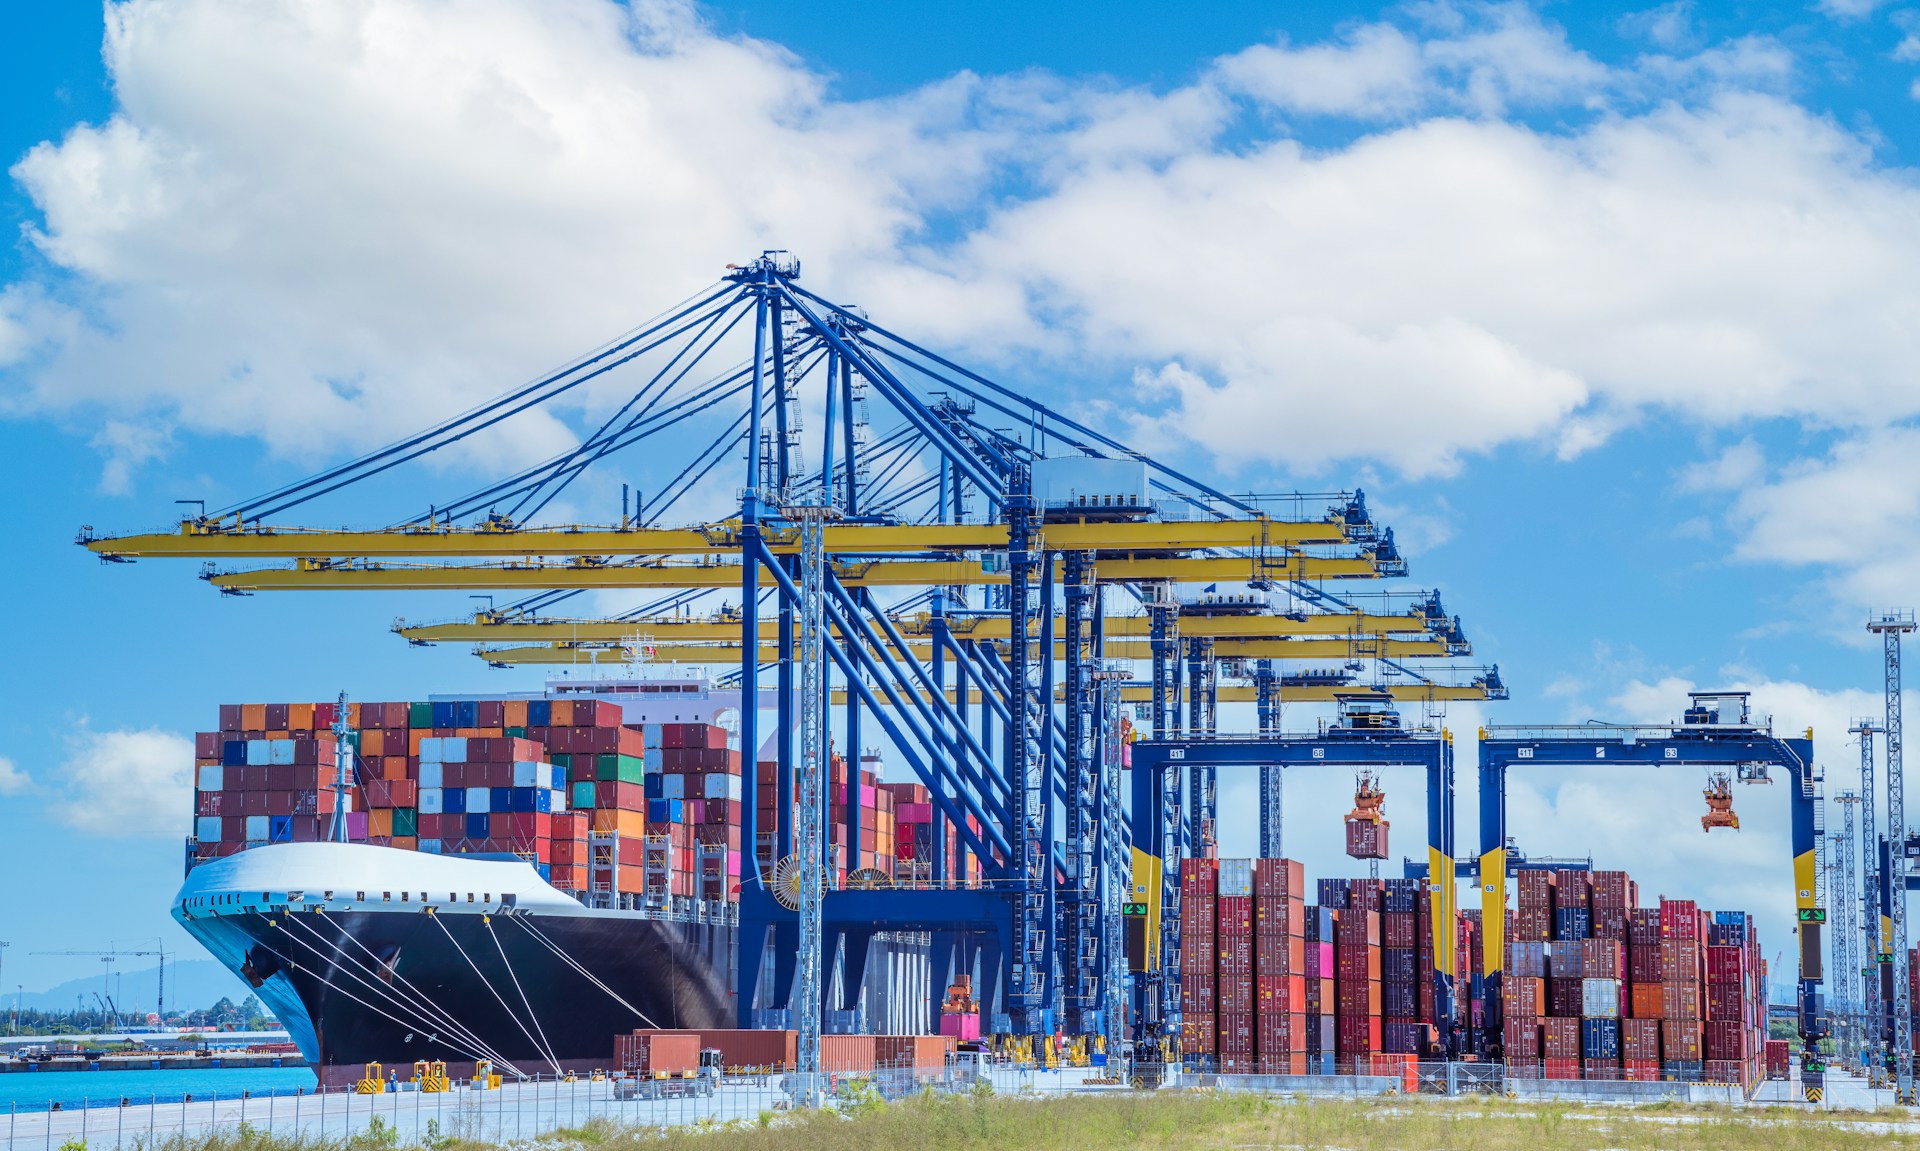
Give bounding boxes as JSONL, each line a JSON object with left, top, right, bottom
{"left": 290, "top": 908, "right": 517, "bottom": 1072}
{"left": 433, "top": 914, "right": 561, "bottom": 1076}
{"left": 268, "top": 914, "right": 520, "bottom": 1077}
{"left": 482, "top": 918, "right": 562, "bottom": 1073}
{"left": 507, "top": 915, "right": 660, "bottom": 1028}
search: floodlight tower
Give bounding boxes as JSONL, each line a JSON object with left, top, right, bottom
{"left": 1869, "top": 611, "right": 1915, "bottom": 1101}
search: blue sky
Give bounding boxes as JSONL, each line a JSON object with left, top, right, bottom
{"left": 4, "top": 0, "right": 1920, "bottom": 1003}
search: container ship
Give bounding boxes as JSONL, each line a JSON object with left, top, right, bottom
{"left": 174, "top": 678, "right": 943, "bottom": 1086}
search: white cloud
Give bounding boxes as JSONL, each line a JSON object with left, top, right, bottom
{"left": 6, "top": 0, "right": 1920, "bottom": 494}
{"left": 1619, "top": 3, "right": 1697, "bottom": 52}
{"left": 0, "top": 756, "right": 31, "bottom": 795}
{"left": 51, "top": 727, "right": 196, "bottom": 838}
{"left": 3, "top": 0, "right": 1027, "bottom": 476}
{"left": 1705, "top": 426, "right": 1920, "bottom": 619}
{"left": 1678, "top": 438, "right": 1764, "bottom": 492}
{"left": 1818, "top": 0, "right": 1891, "bottom": 19}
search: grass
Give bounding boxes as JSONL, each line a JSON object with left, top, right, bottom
{"left": 114, "top": 1091, "right": 1920, "bottom": 1151}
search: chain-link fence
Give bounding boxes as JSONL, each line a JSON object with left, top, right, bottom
{"left": 0, "top": 1057, "right": 1883, "bottom": 1150}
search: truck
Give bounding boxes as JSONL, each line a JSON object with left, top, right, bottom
{"left": 612, "top": 1048, "right": 722, "bottom": 1099}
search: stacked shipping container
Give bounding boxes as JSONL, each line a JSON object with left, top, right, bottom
{"left": 1177, "top": 860, "right": 1769, "bottom": 1090}
{"left": 194, "top": 698, "right": 939, "bottom": 904}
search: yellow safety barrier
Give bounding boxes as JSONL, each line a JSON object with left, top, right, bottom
{"left": 355, "top": 1063, "right": 386, "bottom": 1094}
{"left": 413, "top": 1060, "right": 450, "bottom": 1093}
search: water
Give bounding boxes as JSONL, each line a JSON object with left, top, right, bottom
{"left": 0, "top": 1067, "right": 317, "bottom": 1113}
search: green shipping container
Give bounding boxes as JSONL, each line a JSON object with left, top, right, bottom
{"left": 394, "top": 807, "right": 418, "bottom": 837}
{"left": 408, "top": 702, "right": 433, "bottom": 728}
{"left": 596, "top": 753, "right": 645, "bottom": 784}
{"left": 506, "top": 726, "right": 527, "bottom": 739}
{"left": 572, "top": 781, "right": 597, "bottom": 810}
{"left": 552, "top": 752, "right": 572, "bottom": 768}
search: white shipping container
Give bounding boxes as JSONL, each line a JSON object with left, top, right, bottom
{"left": 419, "top": 787, "right": 444, "bottom": 814}
{"left": 1582, "top": 978, "right": 1620, "bottom": 1018}
{"left": 549, "top": 787, "right": 567, "bottom": 813}
{"left": 442, "top": 737, "right": 469, "bottom": 763}
{"left": 512, "top": 761, "right": 539, "bottom": 788}
{"left": 244, "top": 815, "right": 269, "bottom": 842}
{"left": 268, "top": 739, "right": 295, "bottom": 765}
{"left": 1218, "top": 857, "right": 1253, "bottom": 897}
{"left": 465, "top": 785, "right": 491, "bottom": 813}
{"left": 246, "top": 739, "right": 269, "bottom": 766}
{"left": 420, "top": 737, "right": 443, "bottom": 765}
{"left": 196, "top": 816, "right": 224, "bottom": 842}
{"left": 703, "top": 773, "right": 741, "bottom": 800}
{"left": 197, "top": 765, "right": 224, "bottom": 792}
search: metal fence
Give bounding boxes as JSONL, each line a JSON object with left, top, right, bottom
{"left": 0, "top": 1059, "right": 1882, "bottom": 1150}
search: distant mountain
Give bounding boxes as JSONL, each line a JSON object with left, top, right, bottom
{"left": 16, "top": 960, "right": 251, "bottom": 1017}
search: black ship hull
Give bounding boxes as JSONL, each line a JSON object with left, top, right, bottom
{"left": 175, "top": 844, "right": 734, "bottom": 1086}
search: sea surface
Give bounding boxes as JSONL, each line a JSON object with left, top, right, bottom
{"left": 0, "top": 1066, "right": 318, "bottom": 1113}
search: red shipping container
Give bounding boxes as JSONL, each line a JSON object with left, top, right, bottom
{"left": 1623, "top": 1060, "right": 1662, "bottom": 1082}
{"left": 1253, "top": 858, "right": 1305, "bottom": 897}
{"left": 1662, "top": 1020, "right": 1704, "bottom": 1062}
{"left": 1704, "top": 1020, "right": 1749, "bottom": 1062}
{"left": 1542, "top": 1018, "right": 1581, "bottom": 1061}
{"left": 1622, "top": 1018, "right": 1661, "bottom": 1061}
{"left": 1181, "top": 1015, "right": 1216, "bottom": 1056}
{"left": 1503, "top": 1020, "right": 1541, "bottom": 1058}
{"left": 1543, "top": 1058, "right": 1580, "bottom": 1081}
{"left": 1255, "top": 898, "right": 1305, "bottom": 937}
{"left": 1661, "top": 982, "right": 1702, "bottom": 1020}
{"left": 1255, "top": 934, "right": 1305, "bottom": 977}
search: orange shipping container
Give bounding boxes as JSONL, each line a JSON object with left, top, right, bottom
{"left": 505, "top": 699, "right": 529, "bottom": 728}
{"left": 551, "top": 700, "right": 574, "bottom": 727}
{"left": 369, "top": 809, "right": 393, "bottom": 837}
{"left": 593, "top": 809, "right": 647, "bottom": 837}
{"left": 875, "top": 1034, "right": 956, "bottom": 1071}
{"left": 821, "top": 1035, "right": 877, "bottom": 1073}
{"left": 241, "top": 703, "right": 267, "bottom": 730}
{"left": 391, "top": 836, "right": 416, "bottom": 851}
{"left": 289, "top": 703, "right": 315, "bottom": 730}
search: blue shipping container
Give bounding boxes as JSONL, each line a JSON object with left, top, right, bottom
{"left": 1554, "top": 908, "right": 1591, "bottom": 940}
{"left": 528, "top": 700, "right": 551, "bottom": 727}
{"left": 1382, "top": 982, "right": 1418, "bottom": 1017}
{"left": 456, "top": 700, "right": 478, "bottom": 728}
{"left": 443, "top": 786, "right": 467, "bottom": 814}
{"left": 1581, "top": 1018, "right": 1621, "bottom": 1059}
{"left": 222, "top": 740, "right": 246, "bottom": 766}
{"left": 432, "top": 701, "right": 457, "bottom": 728}
{"left": 466, "top": 812, "right": 490, "bottom": 839}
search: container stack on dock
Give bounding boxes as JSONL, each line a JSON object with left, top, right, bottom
{"left": 1500, "top": 871, "right": 1767, "bottom": 1086}
{"left": 1178, "top": 857, "right": 1309, "bottom": 1073}
{"left": 1176, "top": 859, "right": 1769, "bottom": 1089}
